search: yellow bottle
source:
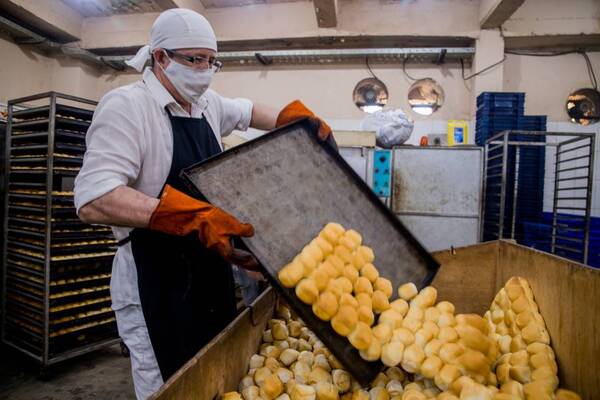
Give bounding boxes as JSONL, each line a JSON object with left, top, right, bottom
{"left": 447, "top": 120, "right": 469, "bottom": 146}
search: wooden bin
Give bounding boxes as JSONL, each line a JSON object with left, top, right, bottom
{"left": 151, "top": 240, "right": 600, "bottom": 400}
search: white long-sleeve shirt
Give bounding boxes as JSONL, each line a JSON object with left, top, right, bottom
{"left": 74, "top": 67, "right": 253, "bottom": 310}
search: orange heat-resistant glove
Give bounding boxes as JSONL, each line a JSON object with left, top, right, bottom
{"left": 149, "top": 185, "right": 257, "bottom": 269}
{"left": 277, "top": 100, "right": 333, "bottom": 141}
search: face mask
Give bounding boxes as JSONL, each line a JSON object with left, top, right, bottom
{"left": 159, "top": 51, "right": 213, "bottom": 104}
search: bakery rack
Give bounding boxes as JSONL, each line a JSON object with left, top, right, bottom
{"left": 2, "top": 92, "right": 120, "bottom": 370}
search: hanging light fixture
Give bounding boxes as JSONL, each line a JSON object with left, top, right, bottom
{"left": 353, "top": 77, "right": 389, "bottom": 113}
{"left": 407, "top": 78, "right": 445, "bottom": 116}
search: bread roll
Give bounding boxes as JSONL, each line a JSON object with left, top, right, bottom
{"left": 406, "top": 307, "right": 424, "bottom": 321}
{"left": 508, "top": 366, "right": 530, "bottom": 384}
{"left": 308, "top": 367, "right": 332, "bottom": 385}
{"left": 522, "top": 381, "right": 553, "bottom": 399}
{"left": 424, "top": 307, "right": 440, "bottom": 322}
{"left": 327, "top": 255, "right": 346, "bottom": 275}
{"left": 313, "top": 291, "right": 339, "bottom": 321}
{"left": 390, "top": 299, "right": 409, "bottom": 317}
{"left": 455, "top": 314, "right": 488, "bottom": 335}
{"left": 455, "top": 324, "right": 490, "bottom": 354}
{"left": 391, "top": 327, "right": 415, "bottom": 346}
{"left": 368, "top": 387, "right": 390, "bottom": 400}
{"left": 279, "top": 260, "right": 305, "bottom": 288}
{"left": 265, "top": 357, "right": 282, "bottom": 372}
{"left": 436, "top": 301, "right": 455, "bottom": 314}
{"left": 290, "top": 383, "right": 316, "bottom": 400}
{"left": 381, "top": 341, "right": 405, "bottom": 367}
{"left": 326, "top": 279, "right": 344, "bottom": 299}
{"left": 385, "top": 367, "right": 405, "bottom": 382}
{"left": 555, "top": 389, "right": 582, "bottom": 400}
{"left": 332, "top": 369, "right": 351, "bottom": 393}
{"left": 310, "top": 268, "right": 331, "bottom": 292}
{"left": 275, "top": 394, "right": 291, "bottom": 400}
{"left": 420, "top": 355, "right": 443, "bottom": 379}
{"left": 458, "top": 382, "right": 491, "bottom": 400}
{"left": 437, "top": 313, "right": 456, "bottom": 328}
{"left": 314, "top": 382, "right": 338, "bottom": 400}
{"left": 371, "top": 372, "right": 390, "bottom": 388}
{"left": 342, "top": 265, "right": 359, "bottom": 284}
{"left": 328, "top": 354, "right": 344, "bottom": 370}
{"left": 339, "top": 293, "right": 359, "bottom": 309}
{"left": 242, "top": 385, "right": 260, "bottom": 400}
{"left": 359, "top": 336, "right": 382, "bottom": 361}
{"left": 273, "top": 322, "right": 290, "bottom": 341}
{"left": 280, "top": 349, "right": 300, "bottom": 366}
{"left": 398, "top": 283, "right": 419, "bottom": 301}
{"left": 436, "top": 393, "right": 459, "bottom": 400}
{"left": 449, "top": 375, "right": 476, "bottom": 394}
{"left": 439, "top": 342, "right": 464, "bottom": 365}
{"left": 348, "top": 322, "right": 373, "bottom": 351}
{"left": 400, "top": 390, "right": 427, "bottom": 400}
{"left": 358, "top": 306, "right": 375, "bottom": 326}
{"left": 374, "top": 278, "right": 393, "bottom": 299}
{"left": 509, "top": 335, "right": 526, "bottom": 353}
{"left": 354, "top": 277, "right": 374, "bottom": 296}
{"left": 314, "top": 353, "right": 331, "bottom": 371}
{"left": 296, "top": 279, "right": 320, "bottom": 305}
{"left": 255, "top": 367, "right": 272, "bottom": 386}
{"left": 414, "top": 328, "right": 434, "bottom": 348}
{"left": 331, "top": 305, "right": 358, "bottom": 337}
{"left": 458, "top": 350, "right": 490, "bottom": 376}
{"left": 401, "top": 343, "right": 425, "bottom": 373}
{"left": 372, "top": 290, "right": 391, "bottom": 313}
{"left": 413, "top": 286, "right": 437, "bottom": 308}
{"left": 360, "top": 263, "right": 379, "bottom": 283}
{"left": 402, "top": 318, "right": 422, "bottom": 333}
{"left": 261, "top": 374, "right": 284, "bottom": 399}
{"left": 529, "top": 352, "right": 557, "bottom": 373}
{"left": 438, "top": 326, "right": 458, "bottom": 343}
{"left": 336, "top": 277, "right": 354, "bottom": 294}
{"left": 335, "top": 246, "right": 354, "bottom": 265}
{"left": 320, "top": 223, "right": 345, "bottom": 244}
{"left": 434, "top": 365, "right": 461, "bottom": 391}
{"left": 320, "top": 261, "right": 341, "bottom": 280}
{"left": 288, "top": 321, "right": 303, "bottom": 338}
{"left": 385, "top": 380, "right": 403, "bottom": 397}
{"left": 250, "top": 354, "right": 266, "bottom": 369}
{"left": 293, "top": 361, "right": 311, "bottom": 384}
{"left": 499, "top": 380, "right": 523, "bottom": 396}
{"left": 379, "top": 310, "right": 404, "bottom": 329}
{"left": 356, "top": 292, "right": 373, "bottom": 309}
{"left": 262, "top": 345, "right": 282, "bottom": 359}
{"left": 240, "top": 375, "right": 255, "bottom": 391}
{"left": 350, "top": 389, "right": 369, "bottom": 400}
{"left": 313, "top": 237, "right": 334, "bottom": 258}
{"left": 298, "top": 351, "right": 314, "bottom": 367}
{"left": 222, "top": 392, "right": 242, "bottom": 400}
{"left": 344, "top": 229, "right": 362, "bottom": 248}
{"left": 277, "top": 368, "right": 293, "bottom": 384}
{"left": 424, "top": 339, "right": 443, "bottom": 358}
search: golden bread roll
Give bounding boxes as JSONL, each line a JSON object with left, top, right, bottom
{"left": 455, "top": 314, "right": 489, "bottom": 335}
{"left": 261, "top": 374, "right": 284, "bottom": 399}
{"left": 368, "top": 387, "right": 390, "bottom": 400}
{"left": 401, "top": 318, "right": 422, "bottom": 333}
{"left": 400, "top": 343, "right": 425, "bottom": 373}
{"left": 314, "top": 353, "right": 331, "bottom": 371}
{"left": 242, "top": 385, "right": 260, "bottom": 400}
{"left": 309, "top": 268, "right": 331, "bottom": 292}
{"left": 288, "top": 321, "right": 303, "bottom": 338}
{"left": 319, "top": 261, "right": 341, "bottom": 280}
{"left": 331, "top": 305, "right": 358, "bottom": 337}
{"left": 336, "top": 277, "right": 354, "bottom": 294}
{"left": 436, "top": 393, "right": 459, "bottom": 400}
{"left": 279, "top": 260, "right": 305, "bottom": 288}
{"left": 339, "top": 293, "right": 359, "bottom": 309}
{"left": 509, "top": 336, "right": 526, "bottom": 353}
{"left": 391, "top": 327, "right": 415, "bottom": 346}
{"left": 371, "top": 372, "right": 390, "bottom": 388}
{"left": 358, "top": 305, "right": 375, "bottom": 326}
{"left": 350, "top": 389, "right": 369, "bottom": 400}
{"left": 335, "top": 246, "right": 354, "bottom": 265}
{"left": 390, "top": 299, "right": 409, "bottom": 317}
{"left": 414, "top": 328, "right": 434, "bottom": 348}
{"left": 529, "top": 352, "right": 557, "bottom": 373}
{"left": 265, "top": 357, "right": 281, "bottom": 372}
{"left": 344, "top": 229, "right": 362, "bottom": 248}
{"left": 355, "top": 246, "right": 375, "bottom": 266}
{"left": 438, "top": 326, "right": 458, "bottom": 343}
{"left": 413, "top": 286, "right": 437, "bottom": 308}
{"left": 436, "top": 301, "right": 455, "bottom": 314}
{"left": 424, "top": 338, "right": 443, "bottom": 357}
{"left": 434, "top": 364, "right": 461, "bottom": 391}
{"left": 437, "top": 313, "right": 456, "bottom": 328}
{"left": 455, "top": 324, "right": 490, "bottom": 354}
{"left": 298, "top": 351, "right": 314, "bottom": 366}
{"left": 424, "top": 307, "right": 441, "bottom": 322}
{"left": 327, "top": 255, "right": 346, "bottom": 274}
{"left": 496, "top": 364, "right": 511, "bottom": 385}
{"left": 379, "top": 310, "right": 404, "bottom": 329}
{"left": 555, "top": 389, "right": 582, "bottom": 400}
{"left": 313, "top": 237, "right": 334, "bottom": 258}
{"left": 420, "top": 355, "right": 443, "bottom": 379}
{"left": 385, "top": 366, "right": 405, "bottom": 382}
{"left": 250, "top": 354, "right": 266, "bottom": 369}
{"left": 450, "top": 375, "right": 476, "bottom": 394}
{"left": 372, "top": 290, "right": 391, "bottom": 313}
{"left": 240, "top": 375, "right": 255, "bottom": 391}
{"left": 320, "top": 223, "right": 345, "bottom": 244}
{"left": 522, "top": 381, "right": 553, "bottom": 399}
{"left": 458, "top": 349, "right": 490, "bottom": 376}
{"left": 276, "top": 368, "right": 293, "bottom": 384}
{"left": 332, "top": 369, "right": 351, "bottom": 393}
{"left": 348, "top": 322, "right": 373, "bottom": 351}
{"left": 313, "top": 291, "right": 339, "bottom": 321}
{"left": 401, "top": 390, "right": 427, "bottom": 400}
{"left": 359, "top": 263, "right": 379, "bottom": 283}
{"left": 359, "top": 336, "right": 382, "bottom": 361}
{"left": 328, "top": 354, "right": 344, "bottom": 370}
{"left": 381, "top": 341, "right": 404, "bottom": 367}
{"left": 406, "top": 307, "right": 424, "bottom": 321}
{"left": 354, "top": 277, "right": 374, "bottom": 296}
{"left": 308, "top": 367, "right": 332, "bottom": 385}
{"left": 356, "top": 292, "right": 373, "bottom": 309}
{"left": 511, "top": 296, "right": 529, "bottom": 314}
{"left": 290, "top": 383, "right": 316, "bottom": 400}
{"left": 273, "top": 322, "right": 289, "bottom": 341}
{"left": 508, "top": 366, "right": 530, "bottom": 384}
{"left": 458, "top": 382, "right": 492, "bottom": 400}
{"left": 499, "top": 381, "right": 523, "bottom": 396}
{"left": 398, "top": 283, "right": 419, "bottom": 301}
{"left": 255, "top": 367, "right": 272, "bottom": 386}
{"left": 374, "top": 278, "right": 393, "bottom": 298}
{"left": 315, "top": 382, "right": 338, "bottom": 400}
{"left": 296, "top": 279, "right": 320, "bottom": 305}
{"left": 439, "top": 342, "right": 464, "bottom": 365}
{"left": 280, "top": 349, "right": 300, "bottom": 366}
{"left": 222, "top": 391, "right": 242, "bottom": 400}
{"left": 385, "top": 380, "right": 403, "bottom": 397}
{"left": 326, "top": 279, "right": 344, "bottom": 299}
{"left": 343, "top": 265, "right": 360, "bottom": 283}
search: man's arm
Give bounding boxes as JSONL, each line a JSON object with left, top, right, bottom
{"left": 250, "top": 103, "right": 278, "bottom": 131}
{"left": 78, "top": 185, "right": 159, "bottom": 228}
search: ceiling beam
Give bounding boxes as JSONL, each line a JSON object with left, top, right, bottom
{"left": 313, "top": 0, "right": 337, "bottom": 28}
{"left": 480, "top": 0, "right": 525, "bottom": 29}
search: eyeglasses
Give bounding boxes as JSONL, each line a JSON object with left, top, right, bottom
{"left": 164, "top": 49, "right": 223, "bottom": 72}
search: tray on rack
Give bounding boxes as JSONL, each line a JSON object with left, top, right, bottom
{"left": 12, "top": 104, "right": 94, "bottom": 122}
{"left": 181, "top": 119, "right": 439, "bottom": 384}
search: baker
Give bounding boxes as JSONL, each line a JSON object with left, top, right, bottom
{"left": 74, "top": 8, "right": 332, "bottom": 399}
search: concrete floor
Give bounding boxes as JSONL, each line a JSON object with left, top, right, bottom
{"left": 0, "top": 344, "right": 135, "bottom": 400}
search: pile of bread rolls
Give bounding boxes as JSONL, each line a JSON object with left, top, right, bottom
{"left": 220, "top": 223, "right": 582, "bottom": 400}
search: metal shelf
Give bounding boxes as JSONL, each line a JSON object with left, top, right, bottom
{"left": 2, "top": 92, "right": 119, "bottom": 367}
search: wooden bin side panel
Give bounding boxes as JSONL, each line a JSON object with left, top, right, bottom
{"left": 432, "top": 241, "right": 500, "bottom": 315}
{"left": 497, "top": 242, "right": 600, "bottom": 399}
{"left": 151, "top": 288, "right": 277, "bottom": 400}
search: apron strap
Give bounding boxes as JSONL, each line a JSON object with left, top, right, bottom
{"left": 118, "top": 236, "right": 132, "bottom": 247}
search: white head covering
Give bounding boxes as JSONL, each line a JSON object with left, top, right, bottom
{"left": 126, "top": 8, "right": 217, "bottom": 72}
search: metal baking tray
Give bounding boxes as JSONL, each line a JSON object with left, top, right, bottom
{"left": 182, "top": 119, "right": 439, "bottom": 384}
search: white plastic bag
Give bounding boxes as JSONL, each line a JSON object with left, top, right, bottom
{"left": 361, "top": 109, "right": 414, "bottom": 148}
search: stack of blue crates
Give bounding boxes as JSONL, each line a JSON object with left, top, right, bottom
{"left": 478, "top": 92, "right": 547, "bottom": 243}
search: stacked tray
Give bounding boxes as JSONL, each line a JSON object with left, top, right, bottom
{"left": 2, "top": 93, "right": 119, "bottom": 364}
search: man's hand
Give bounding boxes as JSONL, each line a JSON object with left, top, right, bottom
{"left": 149, "top": 185, "right": 258, "bottom": 270}
{"left": 277, "top": 100, "right": 333, "bottom": 141}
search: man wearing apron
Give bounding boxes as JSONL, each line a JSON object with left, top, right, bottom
{"left": 74, "top": 9, "right": 332, "bottom": 399}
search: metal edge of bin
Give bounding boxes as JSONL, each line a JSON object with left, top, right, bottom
{"left": 179, "top": 118, "right": 440, "bottom": 385}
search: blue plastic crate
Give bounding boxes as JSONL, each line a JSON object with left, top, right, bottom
{"left": 477, "top": 92, "right": 525, "bottom": 108}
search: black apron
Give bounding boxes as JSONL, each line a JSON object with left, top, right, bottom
{"left": 124, "top": 110, "right": 237, "bottom": 381}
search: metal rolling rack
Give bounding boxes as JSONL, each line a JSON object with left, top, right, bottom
{"left": 2, "top": 92, "right": 119, "bottom": 369}
{"left": 481, "top": 130, "right": 595, "bottom": 264}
